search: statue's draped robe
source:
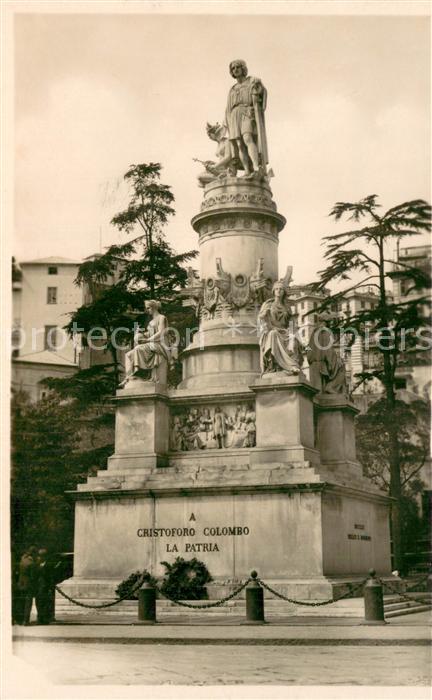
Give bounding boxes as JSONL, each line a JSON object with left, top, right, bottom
{"left": 307, "top": 326, "right": 347, "bottom": 394}
{"left": 125, "top": 314, "right": 170, "bottom": 376}
{"left": 259, "top": 300, "right": 302, "bottom": 373}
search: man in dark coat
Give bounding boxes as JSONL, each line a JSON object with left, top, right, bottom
{"left": 35, "top": 548, "right": 56, "bottom": 624}
{"left": 16, "top": 545, "right": 38, "bottom": 624}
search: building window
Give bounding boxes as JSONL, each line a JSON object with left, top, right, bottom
{"left": 47, "top": 287, "right": 57, "bottom": 304}
{"left": 361, "top": 300, "right": 365, "bottom": 309}
{"left": 44, "top": 325, "right": 58, "bottom": 351}
{"left": 400, "top": 279, "right": 411, "bottom": 296}
{"left": 48, "top": 266, "right": 58, "bottom": 275}
{"left": 395, "top": 377, "right": 407, "bottom": 390}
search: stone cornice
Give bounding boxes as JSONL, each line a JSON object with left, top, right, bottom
{"left": 250, "top": 375, "right": 318, "bottom": 399}
{"left": 314, "top": 394, "right": 359, "bottom": 414}
{"left": 67, "top": 482, "right": 327, "bottom": 501}
{"left": 168, "top": 389, "right": 255, "bottom": 405}
{"left": 112, "top": 390, "right": 169, "bottom": 404}
{"left": 323, "top": 481, "right": 393, "bottom": 505}
{"left": 192, "top": 207, "right": 286, "bottom": 234}
{"left": 67, "top": 479, "right": 392, "bottom": 504}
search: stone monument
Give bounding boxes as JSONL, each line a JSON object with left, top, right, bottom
{"left": 61, "top": 61, "right": 392, "bottom": 607}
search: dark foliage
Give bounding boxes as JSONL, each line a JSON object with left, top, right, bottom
{"left": 356, "top": 397, "right": 430, "bottom": 495}
{"left": 160, "top": 557, "right": 213, "bottom": 600}
{"left": 356, "top": 397, "right": 430, "bottom": 569}
{"left": 115, "top": 570, "right": 157, "bottom": 600}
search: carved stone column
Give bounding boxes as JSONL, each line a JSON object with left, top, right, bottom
{"left": 181, "top": 177, "right": 286, "bottom": 389}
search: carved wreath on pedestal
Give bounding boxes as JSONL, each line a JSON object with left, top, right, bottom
{"left": 182, "top": 257, "right": 274, "bottom": 319}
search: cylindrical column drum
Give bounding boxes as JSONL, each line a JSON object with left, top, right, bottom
{"left": 181, "top": 177, "right": 286, "bottom": 389}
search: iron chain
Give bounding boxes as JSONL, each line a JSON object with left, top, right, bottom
{"left": 156, "top": 579, "right": 252, "bottom": 609}
{"left": 257, "top": 578, "right": 367, "bottom": 606}
{"left": 55, "top": 573, "right": 147, "bottom": 609}
{"left": 381, "top": 579, "right": 431, "bottom": 607}
{"left": 55, "top": 573, "right": 430, "bottom": 613}
{"left": 404, "top": 574, "right": 431, "bottom": 593}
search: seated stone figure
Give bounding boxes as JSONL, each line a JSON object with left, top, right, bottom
{"left": 195, "top": 122, "right": 237, "bottom": 187}
{"left": 306, "top": 312, "right": 348, "bottom": 396}
{"left": 121, "top": 300, "right": 174, "bottom": 386}
{"left": 258, "top": 280, "right": 303, "bottom": 375}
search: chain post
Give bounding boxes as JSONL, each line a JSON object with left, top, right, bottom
{"left": 138, "top": 582, "right": 157, "bottom": 624}
{"left": 363, "top": 569, "right": 386, "bottom": 625}
{"left": 243, "top": 570, "right": 266, "bottom": 624}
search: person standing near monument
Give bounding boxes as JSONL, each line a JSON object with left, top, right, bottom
{"left": 225, "top": 59, "right": 268, "bottom": 178}
{"left": 16, "top": 545, "right": 38, "bottom": 625}
{"left": 35, "top": 547, "right": 56, "bottom": 625}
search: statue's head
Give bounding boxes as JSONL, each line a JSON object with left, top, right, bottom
{"left": 206, "top": 122, "right": 225, "bottom": 142}
{"left": 145, "top": 299, "right": 161, "bottom": 313}
{"left": 229, "top": 59, "right": 248, "bottom": 78}
{"left": 272, "top": 281, "right": 288, "bottom": 302}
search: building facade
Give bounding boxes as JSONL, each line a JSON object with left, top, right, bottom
{"left": 12, "top": 256, "right": 81, "bottom": 401}
{"left": 391, "top": 244, "right": 431, "bottom": 399}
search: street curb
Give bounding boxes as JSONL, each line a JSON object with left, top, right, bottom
{"left": 12, "top": 636, "right": 430, "bottom": 646}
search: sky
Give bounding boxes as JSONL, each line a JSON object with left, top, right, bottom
{"left": 13, "top": 9, "right": 430, "bottom": 285}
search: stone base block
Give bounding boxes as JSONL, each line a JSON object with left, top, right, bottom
{"left": 107, "top": 453, "right": 168, "bottom": 470}
{"left": 249, "top": 446, "right": 320, "bottom": 466}
{"left": 251, "top": 373, "right": 317, "bottom": 451}
{"left": 70, "top": 483, "right": 391, "bottom": 583}
{"left": 315, "top": 393, "right": 359, "bottom": 464}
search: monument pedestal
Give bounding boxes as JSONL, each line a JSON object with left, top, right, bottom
{"left": 64, "top": 170, "right": 392, "bottom": 610}
{"left": 66, "top": 372, "right": 391, "bottom": 606}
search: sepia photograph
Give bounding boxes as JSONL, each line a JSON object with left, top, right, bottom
{"left": 2, "top": 1, "right": 431, "bottom": 697}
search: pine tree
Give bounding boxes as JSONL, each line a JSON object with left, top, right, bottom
{"left": 45, "top": 162, "right": 198, "bottom": 396}
{"left": 312, "top": 195, "right": 431, "bottom": 570}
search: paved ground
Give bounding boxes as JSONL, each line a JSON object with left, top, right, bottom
{"left": 11, "top": 639, "right": 431, "bottom": 685}
{"left": 10, "top": 612, "right": 431, "bottom": 686}
{"left": 11, "top": 610, "right": 432, "bottom": 643}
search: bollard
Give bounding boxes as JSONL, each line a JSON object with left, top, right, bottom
{"left": 363, "top": 569, "right": 386, "bottom": 625}
{"left": 243, "top": 571, "right": 266, "bottom": 624}
{"left": 138, "top": 582, "right": 157, "bottom": 624}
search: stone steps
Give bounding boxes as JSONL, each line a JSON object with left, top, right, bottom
{"left": 383, "top": 592, "right": 431, "bottom": 618}
{"left": 385, "top": 604, "right": 431, "bottom": 619}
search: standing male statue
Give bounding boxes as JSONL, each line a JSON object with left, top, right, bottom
{"left": 226, "top": 59, "right": 268, "bottom": 178}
